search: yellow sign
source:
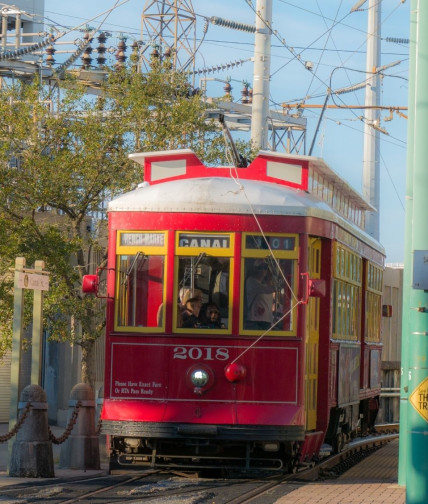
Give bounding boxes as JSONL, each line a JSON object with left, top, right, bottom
{"left": 409, "top": 376, "right": 428, "bottom": 422}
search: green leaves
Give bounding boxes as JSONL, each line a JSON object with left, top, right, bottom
{"left": 0, "top": 62, "right": 251, "bottom": 382}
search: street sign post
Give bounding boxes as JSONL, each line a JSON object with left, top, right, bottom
{"left": 16, "top": 271, "right": 49, "bottom": 291}
{"left": 9, "top": 258, "right": 50, "bottom": 432}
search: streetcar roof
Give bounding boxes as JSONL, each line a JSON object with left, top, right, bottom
{"left": 128, "top": 149, "right": 374, "bottom": 213}
{"left": 109, "top": 175, "right": 329, "bottom": 215}
{"left": 108, "top": 175, "right": 383, "bottom": 253}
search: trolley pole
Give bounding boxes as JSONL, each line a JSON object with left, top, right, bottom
{"left": 398, "top": 0, "right": 416, "bottom": 488}
{"left": 402, "top": 1, "right": 428, "bottom": 502}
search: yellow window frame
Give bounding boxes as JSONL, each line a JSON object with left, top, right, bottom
{"left": 114, "top": 230, "right": 168, "bottom": 333}
{"left": 240, "top": 233, "right": 299, "bottom": 336}
{"left": 174, "top": 231, "right": 234, "bottom": 334}
{"left": 365, "top": 261, "right": 383, "bottom": 343}
{"left": 333, "top": 243, "right": 362, "bottom": 286}
{"left": 332, "top": 278, "right": 361, "bottom": 342}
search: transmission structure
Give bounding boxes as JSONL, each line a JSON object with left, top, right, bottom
{"left": 139, "top": 0, "right": 197, "bottom": 74}
{"left": 0, "top": 0, "right": 307, "bottom": 154}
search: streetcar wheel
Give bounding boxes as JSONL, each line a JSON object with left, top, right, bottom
{"left": 333, "top": 433, "right": 344, "bottom": 453}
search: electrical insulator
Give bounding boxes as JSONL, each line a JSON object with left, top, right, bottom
{"left": 45, "top": 52, "right": 55, "bottom": 66}
{"left": 210, "top": 16, "right": 256, "bottom": 33}
{"left": 97, "top": 32, "right": 107, "bottom": 67}
{"left": 81, "top": 32, "right": 93, "bottom": 69}
{"left": 115, "top": 38, "right": 127, "bottom": 68}
{"left": 384, "top": 37, "right": 409, "bottom": 44}
{"left": 189, "top": 58, "right": 249, "bottom": 77}
{"left": 241, "top": 85, "right": 249, "bottom": 104}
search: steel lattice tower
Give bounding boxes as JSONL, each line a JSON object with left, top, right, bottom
{"left": 140, "top": 0, "right": 197, "bottom": 73}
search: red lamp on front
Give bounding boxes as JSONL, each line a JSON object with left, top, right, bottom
{"left": 225, "top": 363, "right": 246, "bottom": 383}
{"left": 82, "top": 274, "right": 99, "bottom": 294}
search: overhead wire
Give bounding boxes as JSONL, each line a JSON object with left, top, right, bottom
{"left": 274, "top": 2, "right": 404, "bottom": 159}
{"left": 219, "top": 148, "right": 303, "bottom": 362}
{"left": 246, "top": 0, "right": 406, "bottom": 105}
{"left": 303, "top": 0, "right": 345, "bottom": 100}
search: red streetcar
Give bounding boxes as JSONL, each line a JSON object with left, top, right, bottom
{"left": 84, "top": 149, "right": 384, "bottom": 473}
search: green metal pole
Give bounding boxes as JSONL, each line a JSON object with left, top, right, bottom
{"left": 398, "top": 0, "right": 416, "bottom": 487}
{"left": 405, "top": 1, "right": 428, "bottom": 502}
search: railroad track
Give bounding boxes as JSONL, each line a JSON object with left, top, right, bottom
{"left": 0, "top": 429, "right": 399, "bottom": 503}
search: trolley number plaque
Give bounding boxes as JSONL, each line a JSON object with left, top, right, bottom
{"left": 173, "top": 346, "right": 229, "bottom": 361}
{"left": 245, "top": 235, "right": 295, "bottom": 251}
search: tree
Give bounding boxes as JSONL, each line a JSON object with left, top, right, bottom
{"left": 0, "top": 60, "right": 245, "bottom": 387}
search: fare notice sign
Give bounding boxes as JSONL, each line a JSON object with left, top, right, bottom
{"left": 17, "top": 272, "right": 49, "bottom": 291}
{"left": 409, "top": 376, "right": 428, "bottom": 422}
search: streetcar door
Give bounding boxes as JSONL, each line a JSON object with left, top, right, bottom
{"left": 305, "top": 237, "right": 321, "bottom": 431}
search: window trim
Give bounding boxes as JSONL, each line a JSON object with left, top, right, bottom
{"left": 114, "top": 231, "right": 168, "bottom": 333}
{"left": 240, "top": 232, "right": 299, "bottom": 337}
{"left": 173, "top": 231, "right": 234, "bottom": 334}
{"left": 332, "top": 243, "right": 362, "bottom": 342}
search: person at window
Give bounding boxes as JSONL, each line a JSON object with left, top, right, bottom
{"left": 157, "top": 288, "right": 203, "bottom": 328}
{"left": 181, "top": 290, "right": 203, "bottom": 328}
{"left": 245, "top": 259, "right": 275, "bottom": 330}
{"left": 202, "top": 303, "right": 225, "bottom": 329}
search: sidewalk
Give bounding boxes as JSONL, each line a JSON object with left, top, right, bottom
{"left": 274, "top": 440, "right": 405, "bottom": 504}
{"left": 0, "top": 424, "right": 108, "bottom": 487}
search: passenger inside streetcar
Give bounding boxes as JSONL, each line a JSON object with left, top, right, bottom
{"left": 201, "top": 303, "right": 225, "bottom": 329}
{"left": 244, "top": 259, "right": 276, "bottom": 330}
{"left": 181, "top": 292, "right": 203, "bottom": 328}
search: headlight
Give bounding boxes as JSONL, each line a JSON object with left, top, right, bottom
{"left": 190, "top": 369, "right": 209, "bottom": 387}
{"left": 124, "top": 437, "right": 140, "bottom": 448}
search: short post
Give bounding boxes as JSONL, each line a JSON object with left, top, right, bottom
{"left": 9, "top": 384, "right": 54, "bottom": 477}
{"left": 31, "top": 260, "right": 45, "bottom": 386}
{"left": 59, "top": 383, "right": 100, "bottom": 470}
{"left": 9, "top": 258, "right": 26, "bottom": 436}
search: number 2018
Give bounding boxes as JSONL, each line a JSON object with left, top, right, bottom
{"left": 173, "top": 346, "right": 229, "bottom": 361}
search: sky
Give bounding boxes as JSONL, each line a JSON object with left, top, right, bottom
{"left": 36, "top": 0, "right": 410, "bottom": 264}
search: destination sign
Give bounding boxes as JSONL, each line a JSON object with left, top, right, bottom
{"left": 245, "top": 235, "right": 295, "bottom": 251}
{"left": 120, "top": 233, "right": 165, "bottom": 247}
{"left": 179, "top": 234, "right": 230, "bottom": 249}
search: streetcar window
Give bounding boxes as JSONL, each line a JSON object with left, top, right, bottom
{"left": 176, "top": 255, "right": 230, "bottom": 330}
{"left": 243, "top": 257, "right": 294, "bottom": 332}
{"left": 116, "top": 253, "right": 165, "bottom": 328}
{"left": 332, "top": 243, "right": 362, "bottom": 341}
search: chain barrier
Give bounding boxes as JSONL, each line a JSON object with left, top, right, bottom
{"left": 0, "top": 402, "right": 32, "bottom": 444}
{"left": 48, "top": 400, "right": 82, "bottom": 445}
{"left": 0, "top": 399, "right": 99, "bottom": 446}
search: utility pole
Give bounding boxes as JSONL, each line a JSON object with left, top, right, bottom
{"left": 398, "top": 0, "right": 416, "bottom": 489}
{"left": 402, "top": 1, "right": 428, "bottom": 502}
{"left": 251, "top": 0, "right": 272, "bottom": 150}
{"left": 362, "top": 0, "right": 381, "bottom": 240}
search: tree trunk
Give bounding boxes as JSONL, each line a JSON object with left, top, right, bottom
{"left": 80, "top": 338, "right": 96, "bottom": 389}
